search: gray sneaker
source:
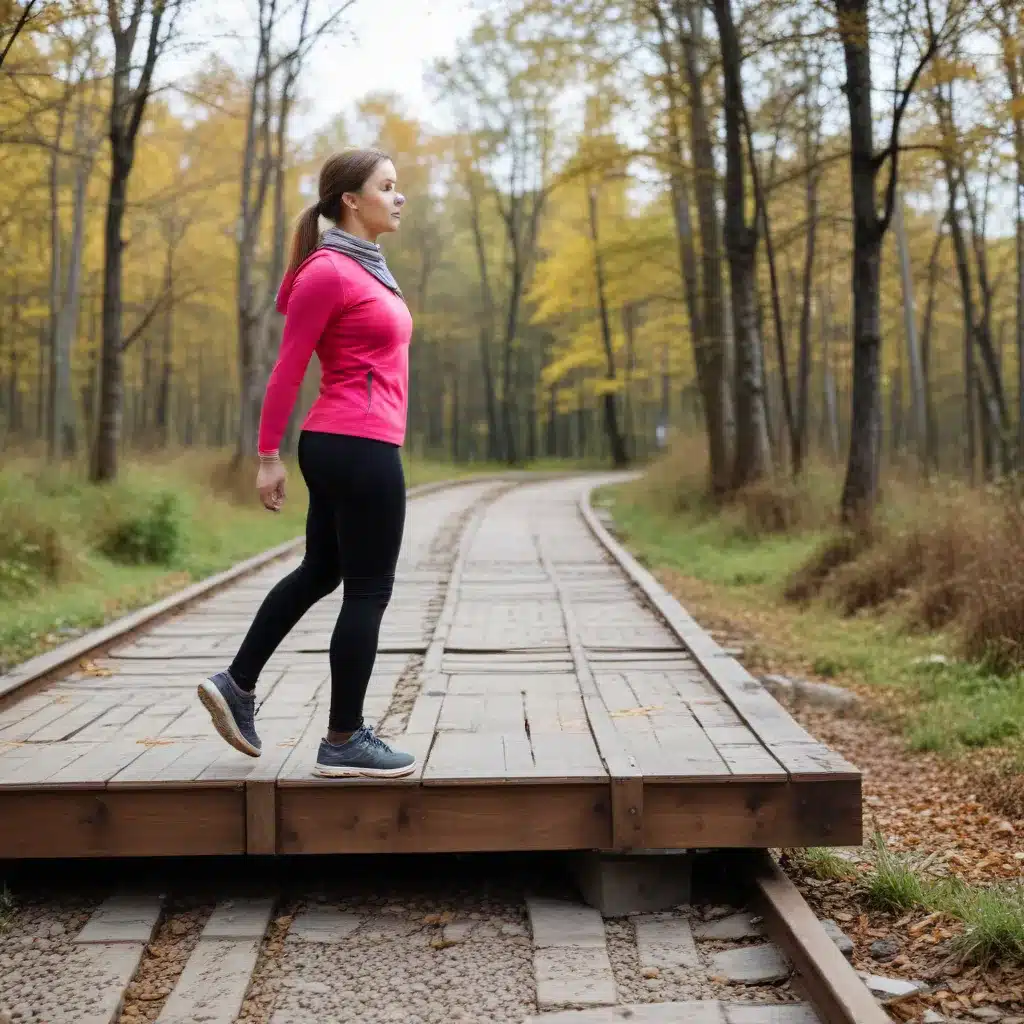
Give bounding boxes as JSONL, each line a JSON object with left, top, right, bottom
{"left": 313, "top": 726, "right": 416, "bottom": 778}
{"left": 197, "top": 670, "right": 261, "bottom": 757}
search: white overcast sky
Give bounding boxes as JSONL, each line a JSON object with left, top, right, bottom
{"left": 167, "top": 0, "right": 483, "bottom": 137}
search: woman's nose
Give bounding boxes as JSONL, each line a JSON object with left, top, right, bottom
{"left": 395, "top": 193, "right": 406, "bottom": 206}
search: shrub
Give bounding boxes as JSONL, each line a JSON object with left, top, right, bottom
{"left": 99, "top": 492, "right": 182, "bottom": 565}
{"left": 783, "top": 527, "right": 875, "bottom": 604}
{"left": 0, "top": 488, "right": 81, "bottom": 596}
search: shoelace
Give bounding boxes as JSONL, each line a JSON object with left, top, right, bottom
{"left": 361, "top": 728, "right": 391, "bottom": 751}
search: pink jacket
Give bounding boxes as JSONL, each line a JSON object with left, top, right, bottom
{"left": 257, "top": 249, "right": 413, "bottom": 455}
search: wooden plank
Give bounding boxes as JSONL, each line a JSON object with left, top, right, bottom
{"left": 0, "top": 787, "right": 244, "bottom": 858}
{"left": 423, "top": 732, "right": 508, "bottom": 782}
{"left": 578, "top": 489, "right": 859, "bottom": 785}
{"left": 246, "top": 780, "right": 277, "bottom": 854}
{"left": 277, "top": 782, "right": 610, "bottom": 854}
{"left": 643, "top": 778, "right": 862, "bottom": 848}
{"left": 0, "top": 696, "right": 83, "bottom": 742}
{"left": 45, "top": 736, "right": 151, "bottom": 787}
{"left": 529, "top": 732, "right": 606, "bottom": 781}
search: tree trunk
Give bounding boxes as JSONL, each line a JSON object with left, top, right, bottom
{"left": 157, "top": 237, "right": 173, "bottom": 445}
{"left": 836, "top": 0, "right": 884, "bottom": 520}
{"left": 586, "top": 183, "right": 628, "bottom": 467}
{"left": 712, "top": 0, "right": 772, "bottom": 488}
{"left": 47, "top": 106, "right": 65, "bottom": 460}
{"left": 819, "top": 286, "right": 841, "bottom": 459}
{"left": 466, "top": 171, "right": 501, "bottom": 460}
{"left": 794, "top": 58, "right": 820, "bottom": 476}
{"left": 93, "top": 150, "right": 129, "bottom": 481}
{"left": 92, "top": 0, "right": 169, "bottom": 482}
{"left": 236, "top": 9, "right": 274, "bottom": 460}
{"left": 673, "top": 0, "right": 733, "bottom": 493}
{"left": 919, "top": 228, "right": 943, "bottom": 471}
{"left": 893, "top": 188, "right": 928, "bottom": 470}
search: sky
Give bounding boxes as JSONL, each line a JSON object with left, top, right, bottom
{"left": 168, "top": 0, "right": 482, "bottom": 138}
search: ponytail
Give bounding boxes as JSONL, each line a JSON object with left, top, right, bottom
{"left": 287, "top": 203, "right": 321, "bottom": 274}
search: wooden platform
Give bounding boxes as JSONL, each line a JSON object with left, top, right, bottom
{"left": 0, "top": 475, "right": 861, "bottom": 860}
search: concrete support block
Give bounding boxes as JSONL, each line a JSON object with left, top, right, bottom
{"left": 571, "top": 849, "right": 693, "bottom": 917}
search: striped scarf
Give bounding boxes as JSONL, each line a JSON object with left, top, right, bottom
{"left": 318, "top": 226, "right": 403, "bottom": 298}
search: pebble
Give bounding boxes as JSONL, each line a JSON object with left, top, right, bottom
{"left": 859, "top": 974, "right": 926, "bottom": 998}
{"left": 869, "top": 938, "right": 899, "bottom": 961}
{"left": 819, "top": 919, "right": 853, "bottom": 959}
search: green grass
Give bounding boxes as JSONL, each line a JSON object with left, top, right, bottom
{"left": 859, "top": 835, "right": 1024, "bottom": 966}
{"left": 863, "top": 833, "right": 931, "bottom": 913}
{"left": 597, "top": 479, "right": 1024, "bottom": 765}
{"left": 795, "top": 847, "right": 859, "bottom": 881}
{"left": 0, "top": 450, "right": 489, "bottom": 674}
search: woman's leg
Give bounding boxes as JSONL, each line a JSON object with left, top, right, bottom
{"left": 198, "top": 432, "right": 343, "bottom": 757}
{"left": 310, "top": 434, "right": 415, "bottom": 778}
{"left": 324, "top": 436, "right": 406, "bottom": 735}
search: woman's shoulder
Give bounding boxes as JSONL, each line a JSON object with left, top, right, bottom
{"left": 277, "top": 250, "right": 348, "bottom": 313}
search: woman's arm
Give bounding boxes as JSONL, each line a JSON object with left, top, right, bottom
{"left": 257, "top": 257, "right": 343, "bottom": 457}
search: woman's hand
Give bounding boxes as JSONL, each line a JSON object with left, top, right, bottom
{"left": 257, "top": 457, "right": 287, "bottom": 512}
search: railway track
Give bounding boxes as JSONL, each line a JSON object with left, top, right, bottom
{"left": 0, "top": 473, "right": 883, "bottom": 1024}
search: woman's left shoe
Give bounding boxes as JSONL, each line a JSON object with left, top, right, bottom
{"left": 313, "top": 725, "right": 417, "bottom": 778}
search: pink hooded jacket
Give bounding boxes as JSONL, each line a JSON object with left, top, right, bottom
{"left": 257, "top": 249, "right": 413, "bottom": 455}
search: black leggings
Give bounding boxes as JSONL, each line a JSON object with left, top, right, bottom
{"left": 229, "top": 430, "right": 406, "bottom": 732}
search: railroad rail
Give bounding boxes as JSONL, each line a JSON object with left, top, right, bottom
{"left": 0, "top": 471, "right": 883, "bottom": 1024}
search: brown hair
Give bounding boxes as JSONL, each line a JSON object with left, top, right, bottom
{"left": 287, "top": 147, "right": 391, "bottom": 274}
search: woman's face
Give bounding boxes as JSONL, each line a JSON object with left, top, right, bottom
{"left": 343, "top": 159, "right": 405, "bottom": 239}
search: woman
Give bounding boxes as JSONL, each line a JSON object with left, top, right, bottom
{"left": 197, "top": 147, "right": 417, "bottom": 779}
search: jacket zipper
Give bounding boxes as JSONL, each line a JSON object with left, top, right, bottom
{"left": 365, "top": 370, "right": 373, "bottom": 414}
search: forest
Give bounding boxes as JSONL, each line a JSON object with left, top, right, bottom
{"left": 1, "top": 0, "right": 1020, "bottom": 524}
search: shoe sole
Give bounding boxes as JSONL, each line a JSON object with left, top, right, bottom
{"left": 197, "top": 679, "right": 261, "bottom": 758}
{"left": 312, "top": 761, "right": 418, "bottom": 779}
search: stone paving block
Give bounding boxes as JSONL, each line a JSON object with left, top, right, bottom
{"left": 442, "top": 920, "right": 476, "bottom": 942}
{"left": 634, "top": 914, "right": 701, "bottom": 969}
{"left": 534, "top": 946, "right": 618, "bottom": 1009}
{"left": 75, "top": 891, "right": 163, "bottom": 944}
{"left": 362, "top": 915, "right": 419, "bottom": 939}
{"left": 202, "top": 897, "right": 275, "bottom": 939}
{"left": 723, "top": 1002, "right": 821, "bottom": 1024}
{"left": 288, "top": 906, "right": 361, "bottom": 943}
{"left": 859, "top": 974, "right": 926, "bottom": 999}
{"left": 693, "top": 912, "right": 764, "bottom": 942}
{"left": 712, "top": 944, "right": 791, "bottom": 984}
{"left": 156, "top": 937, "right": 261, "bottom": 1023}
{"left": 527, "top": 897, "right": 607, "bottom": 948}
{"left": 68, "top": 942, "right": 149, "bottom": 1023}
{"left": 524, "top": 1001, "right": 726, "bottom": 1023}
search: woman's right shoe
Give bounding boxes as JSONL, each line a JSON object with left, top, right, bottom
{"left": 313, "top": 726, "right": 417, "bottom": 778}
{"left": 197, "top": 670, "right": 262, "bottom": 758}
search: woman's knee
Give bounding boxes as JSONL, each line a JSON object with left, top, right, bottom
{"left": 296, "top": 558, "right": 343, "bottom": 600}
{"left": 343, "top": 573, "right": 395, "bottom": 609}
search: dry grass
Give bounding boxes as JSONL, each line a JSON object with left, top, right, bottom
{"left": 633, "top": 437, "right": 1024, "bottom": 675}
{"left": 792, "top": 484, "right": 1024, "bottom": 672}
{"left": 637, "top": 435, "right": 837, "bottom": 538}
{"left": 783, "top": 527, "right": 875, "bottom": 605}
